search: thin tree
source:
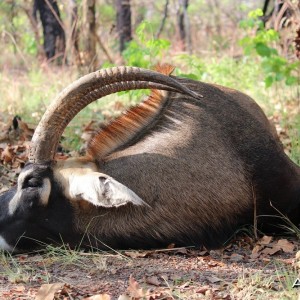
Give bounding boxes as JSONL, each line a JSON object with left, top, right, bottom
{"left": 176, "top": 0, "right": 192, "bottom": 53}
{"left": 68, "top": 0, "right": 81, "bottom": 66}
{"left": 263, "top": 0, "right": 271, "bottom": 16}
{"left": 83, "top": 0, "right": 97, "bottom": 69}
{"left": 116, "top": 0, "right": 132, "bottom": 53}
{"left": 33, "top": 0, "right": 65, "bottom": 62}
{"left": 261, "top": 0, "right": 272, "bottom": 26}
{"left": 156, "top": 0, "right": 169, "bottom": 39}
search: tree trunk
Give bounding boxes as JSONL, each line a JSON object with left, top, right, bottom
{"left": 156, "top": 0, "right": 169, "bottom": 39}
{"left": 83, "top": 0, "right": 97, "bottom": 70}
{"left": 33, "top": 0, "right": 65, "bottom": 63}
{"left": 263, "top": 0, "right": 271, "bottom": 16}
{"left": 176, "top": 0, "right": 191, "bottom": 53}
{"left": 116, "top": 0, "right": 132, "bottom": 53}
{"left": 261, "top": 0, "right": 272, "bottom": 26}
{"left": 68, "top": 0, "right": 81, "bottom": 66}
{"left": 296, "top": 26, "right": 300, "bottom": 59}
{"left": 211, "top": 0, "right": 221, "bottom": 37}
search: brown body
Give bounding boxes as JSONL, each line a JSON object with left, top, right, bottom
{"left": 56, "top": 77, "right": 300, "bottom": 249}
{"left": 0, "top": 66, "right": 299, "bottom": 252}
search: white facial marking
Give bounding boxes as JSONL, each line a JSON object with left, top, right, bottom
{"left": 39, "top": 178, "right": 51, "bottom": 206}
{"left": 8, "top": 190, "right": 22, "bottom": 215}
{"left": 8, "top": 169, "right": 33, "bottom": 215}
{"left": 17, "top": 169, "right": 33, "bottom": 185}
{"left": 0, "top": 235, "right": 14, "bottom": 252}
{"left": 9, "top": 169, "right": 51, "bottom": 215}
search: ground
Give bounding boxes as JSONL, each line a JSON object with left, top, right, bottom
{"left": 0, "top": 115, "right": 299, "bottom": 300}
{"left": 0, "top": 236, "right": 299, "bottom": 299}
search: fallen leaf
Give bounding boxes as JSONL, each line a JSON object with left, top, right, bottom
{"left": 229, "top": 253, "right": 244, "bottom": 262}
{"left": 259, "top": 235, "right": 273, "bottom": 245}
{"left": 118, "top": 295, "right": 130, "bottom": 300}
{"left": 35, "top": 283, "right": 64, "bottom": 300}
{"left": 196, "top": 285, "right": 210, "bottom": 294}
{"left": 83, "top": 294, "right": 111, "bottom": 300}
{"left": 179, "top": 281, "right": 190, "bottom": 289}
{"left": 12, "top": 285, "right": 25, "bottom": 293}
{"left": 252, "top": 245, "right": 262, "bottom": 255}
{"left": 175, "top": 248, "right": 188, "bottom": 255}
{"left": 145, "top": 276, "right": 161, "bottom": 286}
{"left": 261, "top": 245, "right": 281, "bottom": 256}
{"left": 276, "top": 239, "right": 294, "bottom": 253}
{"left": 1, "top": 145, "right": 14, "bottom": 164}
{"left": 0, "top": 132, "right": 8, "bottom": 142}
{"left": 124, "top": 251, "right": 151, "bottom": 258}
{"left": 127, "top": 275, "right": 146, "bottom": 298}
{"left": 17, "top": 118, "right": 34, "bottom": 140}
{"left": 207, "top": 276, "right": 222, "bottom": 283}
{"left": 198, "top": 250, "right": 209, "bottom": 256}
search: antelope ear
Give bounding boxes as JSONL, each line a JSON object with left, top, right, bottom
{"left": 68, "top": 172, "right": 149, "bottom": 208}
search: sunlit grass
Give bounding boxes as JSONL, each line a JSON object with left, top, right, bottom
{"left": 232, "top": 261, "right": 299, "bottom": 300}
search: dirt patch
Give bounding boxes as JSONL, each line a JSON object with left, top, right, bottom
{"left": 0, "top": 236, "right": 299, "bottom": 299}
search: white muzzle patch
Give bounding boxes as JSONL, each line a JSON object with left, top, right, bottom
{"left": 0, "top": 235, "right": 14, "bottom": 252}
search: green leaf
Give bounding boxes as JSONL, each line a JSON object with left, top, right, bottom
{"left": 270, "top": 48, "right": 278, "bottom": 55}
{"left": 248, "top": 8, "right": 263, "bottom": 19}
{"left": 136, "top": 21, "right": 147, "bottom": 42}
{"left": 265, "top": 29, "right": 279, "bottom": 41}
{"left": 285, "top": 76, "right": 298, "bottom": 86}
{"left": 239, "top": 19, "right": 255, "bottom": 29}
{"left": 275, "top": 72, "right": 284, "bottom": 81}
{"left": 255, "top": 43, "right": 271, "bottom": 57}
{"left": 264, "top": 76, "right": 274, "bottom": 87}
{"left": 178, "top": 73, "right": 199, "bottom": 80}
{"left": 239, "top": 36, "right": 252, "bottom": 46}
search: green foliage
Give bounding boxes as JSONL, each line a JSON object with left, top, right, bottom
{"left": 175, "top": 54, "right": 206, "bottom": 80}
{"left": 175, "top": 53, "right": 274, "bottom": 112}
{"left": 0, "top": 2, "right": 38, "bottom": 58}
{"left": 239, "top": 9, "right": 300, "bottom": 88}
{"left": 122, "top": 21, "right": 171, "bottom": 68}
{"left": 98, "top": 3, "right": 115, "bottom": 22}
{"left": 117, "top": 21, "right": 171, "bottom": 102}
{"left": 239, "top": 8, "right": 264, "bottom": 29}
{"left": 0, "top": 0, "right": 297, "bottom": 171}
{"left": 22, "top": 33, "right": 38, "bottom": 56}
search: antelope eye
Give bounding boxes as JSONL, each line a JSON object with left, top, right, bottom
{"left": 25, "top": 177, "right": 42, "bottom": 188}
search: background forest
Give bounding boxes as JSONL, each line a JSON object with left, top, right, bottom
{"left": 0, "top": 0, "right": 299, "bottom": 160}
{"left": 0, "top": 1, "right": 300, "bottom": 299}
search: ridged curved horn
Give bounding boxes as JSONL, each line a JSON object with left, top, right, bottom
{"left": 29, "top": 66, "right": 202, "bottom": 163}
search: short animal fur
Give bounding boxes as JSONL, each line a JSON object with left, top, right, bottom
{"left": 0, "top": 65, "right": 299, "bottom": 252}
